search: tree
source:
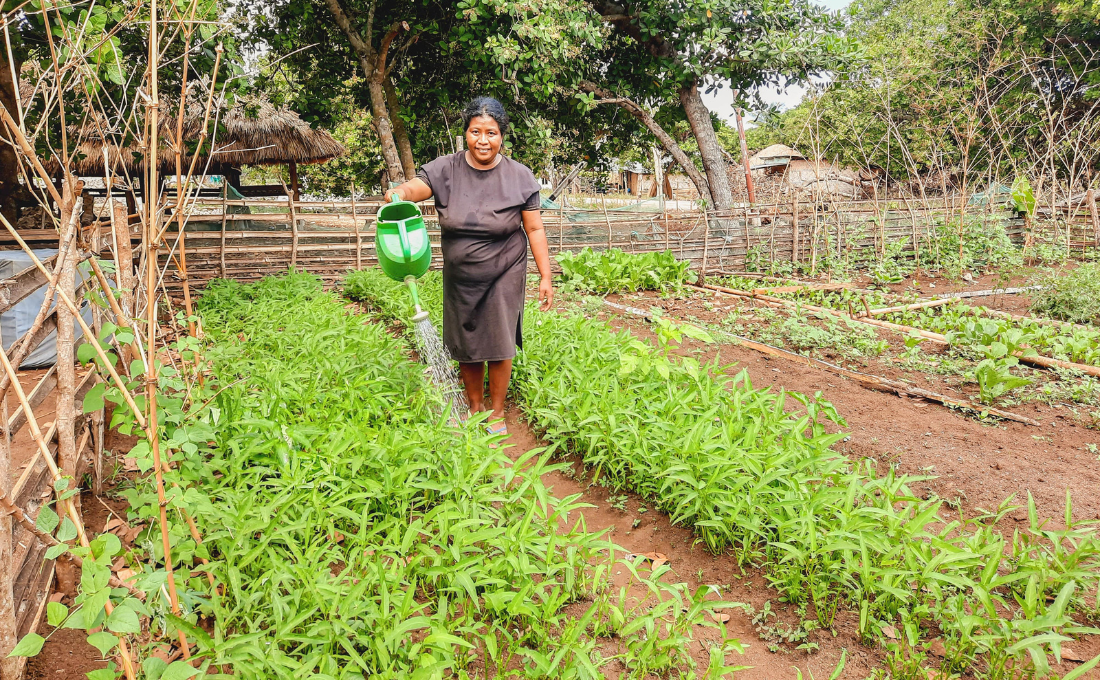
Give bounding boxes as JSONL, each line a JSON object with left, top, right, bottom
{"left": 585, "top": 0, "right": 853, "bottom": 210}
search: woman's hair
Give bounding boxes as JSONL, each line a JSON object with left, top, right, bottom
{"left": 462, "top": 97, "right": 509, "bottom": 134}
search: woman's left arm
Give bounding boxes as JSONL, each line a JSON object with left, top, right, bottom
{"left": 521, "top": 210, "right": 554, "bottom": 311}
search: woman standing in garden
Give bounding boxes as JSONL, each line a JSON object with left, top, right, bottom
{"left": 387, "top": 96, "right": 554, "bottom": 434}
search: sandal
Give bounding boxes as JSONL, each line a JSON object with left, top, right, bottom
{"left": 486, "top": 421, "right": 508, "bottom": 436}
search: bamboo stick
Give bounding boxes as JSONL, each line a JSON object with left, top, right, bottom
{"left": 870, "top": 297, "right": 957, "bottom": 316}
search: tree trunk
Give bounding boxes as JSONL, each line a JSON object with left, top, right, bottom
{"left": 384, "top": 78, "right": 415, "bottom": 180}
{"left": 321, "top": 0, "right": 405, "bottom": 185}
{"left": 679, "top": 80, "right": 733, "bottom": 212}
{"left": 0, "top": 47, "right": 22, "bottom": 225}
{"left": 578, "top": 80, "right": 710, "bottom": 200}
{"left": 366, "top": 80, "right": 405, "bottom": 185}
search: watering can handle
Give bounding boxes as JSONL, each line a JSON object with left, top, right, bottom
{"left": 389, "top": 192, "right": 401, "bottom": 203}
{"left": 396, "top": 219, "right": 413, "bottom": 261}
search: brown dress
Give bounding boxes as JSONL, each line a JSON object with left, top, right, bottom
{"left": 416, "top": 152, "right": 541, "bottom": 362}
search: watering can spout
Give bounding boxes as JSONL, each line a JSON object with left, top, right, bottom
{"left": 404, "top": 275, "right": 431, "bottom": 322}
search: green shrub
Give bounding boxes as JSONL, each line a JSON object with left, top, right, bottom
{"left": 1031, "top": 264, "right": 1100, "bottom": 324}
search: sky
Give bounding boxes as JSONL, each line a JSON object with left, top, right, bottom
{"left": 701, "top": 0, "right": 852, "bottom": 123}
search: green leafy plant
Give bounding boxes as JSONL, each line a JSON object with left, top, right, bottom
{"left": 1031, "top": 263, "right": 1100, "bottom": 324}
{"left": 556, "top": 247, "right": 696, "bottom": 294}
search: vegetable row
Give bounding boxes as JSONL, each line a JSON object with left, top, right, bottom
{"left": 348, "top": 266, "right": 1100, "bottom": 678}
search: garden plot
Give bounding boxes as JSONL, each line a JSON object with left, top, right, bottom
{"left": 345, "top": 264, "right": 1100, "bottom": 680}
{"left": 192, "top": 273, "right": 739, "bottom": 678}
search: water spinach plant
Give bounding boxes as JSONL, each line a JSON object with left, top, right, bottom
{"left": 191, "top": 272, "right": 739, "bottom": 678}
{"left": 345, "top": 266, "right": 1100, "bottom": 679}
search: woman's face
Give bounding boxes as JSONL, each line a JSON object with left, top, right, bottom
{"left": 465, "top": 115, "right": 503, "bottom": 164}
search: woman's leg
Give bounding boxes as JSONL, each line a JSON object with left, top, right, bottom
{"left": 459, "top": 362, "right": 486, "bottom": 413}
{"left": 486, "top": 359, "right": 513, "bottom": 421}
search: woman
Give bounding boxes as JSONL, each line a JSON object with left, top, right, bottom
{"left": 388, "top": 97, "right": 553, "bottom": 435}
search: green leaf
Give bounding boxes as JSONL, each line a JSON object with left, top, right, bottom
{"left": 57, "top": 518, "right": 78, "bottom": 543}
{"left": 35, "top": 505, "right": 60, "bottom": 534}
{"left": 106, "top": 604, "right": 140, "bottom": 634}
{"left": 7, "top": 633, "right": 45, "bottom": 657}
{"left": 142, "top": 657, "right": 169, "bottom": 680}
{"left": 45, "top": 543, "right": 68, "bottom": 560}
{"left": 83, "top": 383, "right": 106, "bottom": 414}
{"left": 85, "top": 631, "right": 118, "bottom": 657}
{"left": 47, "top": 601, "right": 69, "bottom": 627}
{"left": 86, "top": 669, "right": 117, "bottom": 680}
{"left": 161, "top": 661, "right": 201, "bottom": 680}
{"left": 77, "top": 342, "right": 98, "bottom": 364}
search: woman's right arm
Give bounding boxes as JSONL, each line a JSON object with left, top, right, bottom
{"left": 388, "top": 178, "right": 433, "bottom": 202}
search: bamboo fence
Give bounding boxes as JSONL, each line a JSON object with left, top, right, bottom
{"left": 125, "top": 190, "right": 1100, "bottom": 291}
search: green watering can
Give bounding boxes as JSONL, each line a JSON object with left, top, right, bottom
{"left": 375, "top": 194, "right": 432, "bottom": 322}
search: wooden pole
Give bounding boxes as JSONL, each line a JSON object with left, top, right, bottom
{"left": 700, "top": 213, "right": 710, "bottom": 279}
{"left": 351, "top": 181, "right": 361, "bottom": 270}
{"left": 0, "top": 390, "right": 16, "bottom": 680}
{"left": 219, "top": 183, "right": 228, "bottom": 278}
{"left": 288, "top": 189, "right": 299, "bottom": 268}
{"left": 55, "top": 181, "right": 78, "bottom": 493}
{"left": 791, "top": 197, "right": 800, "bottom": 264}
{"left": 289, "top": 161, "right": 300, "bottom": 202}
{"left": 603, "top": 193, "right": 612, "bottom": 250}
{"left": 735, "top": 106, "right": 755, "bottom": 204}
{"left": 558, "top": 202, "right": 564, "bottom": 253}
{"left": 1088, "top": 187, "right": 1099, "bottom": 247}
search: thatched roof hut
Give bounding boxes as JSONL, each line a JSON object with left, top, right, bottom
{"left": 47, "top": 95, "right": 343, "bottom": 178}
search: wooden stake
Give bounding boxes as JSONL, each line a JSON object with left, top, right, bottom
{"left": 791, "top": 197, "right": 799, "bottom": 265}
{"left": 1088, "top": 188, "right": 1098, "bottom": 247}
{"left": 288, "top": 189, "right": 299, "bottom": 268}
{"left": 219, "top": 183, "right": 228, "bottom": 278}
{"left": 0, "top": 390, "right": 16, "bottom": 680}
{"left": 351, "top": 181, "right": 361, "bottom": 270}
{"left": 735, "top": 106, "right": 755, "bottom": 204}
{"left": 603, "top": 193, "right": 612, "bottom": 250}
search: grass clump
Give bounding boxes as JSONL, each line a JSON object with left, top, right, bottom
{"left": 557, "top": 247, "right": 696, "bottom": 294}
{"left": 1031, "top": 264, "right": 1100, "bottom": 324}
{"left": 195, "top": 271, "right": 738, "bottom": 678}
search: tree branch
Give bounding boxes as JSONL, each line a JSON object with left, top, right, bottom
{"left": 374, "top": 21, "right": 408, "bottom": 81}
{"left": 579, "top": 80, "right": 710, "bottom": 198}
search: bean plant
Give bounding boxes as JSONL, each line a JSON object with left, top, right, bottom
{"left": 346, "top": 266, "right": 1100, "bottom": 679}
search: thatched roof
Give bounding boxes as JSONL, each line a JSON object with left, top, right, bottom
{"left": 45, "top": 94, "right": 344, "bottom": 177}
{"left": 751, "top": 144, "right": 805, "bottom": 162}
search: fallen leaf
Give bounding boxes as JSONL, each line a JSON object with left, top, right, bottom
{"left": 111, "top": 556, "right": 126, "bottom": 572}
{"left": 122, "top": 457, "right": 139, "bottom": 472}
{"left": 104, "top": 517, "right": 127, "bottom": 533}
{"left": 48, "top": 592, "right": 65, "bottom": 603}
{"left": 881, "top": 624, "right": 898, "bottom": 639}
{"left": 711, "top": 612, "right": 731, "bottom": 623}
{"left": 1062, "top": 646, "right": 1084, "bottom": 662}
{"left": 116, "top": 568, "right": 134, "bottom": 583}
